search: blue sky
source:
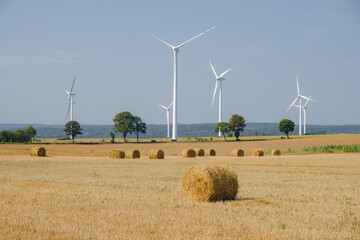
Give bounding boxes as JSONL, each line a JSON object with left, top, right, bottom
{"left": 0, "top": 0, "right": 359, "bottom": 125}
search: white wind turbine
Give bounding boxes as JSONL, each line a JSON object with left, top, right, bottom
{"left": 210, "top": 60, "right": 232, "bottom": 137}
{"left": 293, "top": 96, "right": 313, "bottom": 135}
{"left": 141, "top": 26, "right": 217, "bottom": 140}
{"left": 159, "top": 102, "right": 173, "bottom": 138}
{"left": 64, "top": 76, "right": 76, "bottom": 121}
{"left": 287, "top": 75, "right": 313, "bottom": 135}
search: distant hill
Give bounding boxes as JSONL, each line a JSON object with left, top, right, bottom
{"left": 1, "top": 123, "right": 360, "bottom": 139}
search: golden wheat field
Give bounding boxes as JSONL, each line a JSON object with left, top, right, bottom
{"left": 0, "top": 135, "right": 360, "bottom": 239}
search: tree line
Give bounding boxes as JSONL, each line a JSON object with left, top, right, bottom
{"left": 0, "top": 125, "right": 37, "bottom": 143}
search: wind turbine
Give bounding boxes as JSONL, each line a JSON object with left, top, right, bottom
{"left": 287, "top": 75, "right": 313, "bottom": 135}
{"left": 141, "top": 26, "right": 217, "bottom": 140}
{"left": 294, "top": 96, "right": 313, "bottom": 135}
{"left": 64, "top": 76, "right": 76, "bottom": 121}
{"left": 159, "top": 102, "right": 173, "bottom": 138}
{"left": 210, "top": 60, "right": 232, "bottom": 137}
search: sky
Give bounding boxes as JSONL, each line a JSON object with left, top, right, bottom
{"left": 0, "top": 0, "right": 359, "bottom": 126}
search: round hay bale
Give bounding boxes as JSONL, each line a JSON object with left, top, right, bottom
{"left": 126, "top": 149, "right": 140, "bottom": 159}
{"left": 149, "top": 149, "right": 164, "bottom": 159}
{"left": 30, "top": 147, "right": 46, "bottom": 157}
{"left": 231, "top": 149, "right": 244, "bottom": 157}
{"left": 182, "top": 164, "right": 238, "bottom": 202}
{"left": 252, "top": 149, "right": 264, "bottom": 157}
{"left": 182, "top": 149, "right": 196, "bottom": 158}
{"left": 109, "top": 150, "right": 125, "bottom": 159}
{"left": 271, "top": 149, "right": 281, "bottom": 156}
{"left": 195, "top": 148, "right": 205, "bottom": 157}
{"left": 205, "top": 149, "right": 216, "bottom": 156}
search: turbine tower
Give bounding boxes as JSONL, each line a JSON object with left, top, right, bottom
{"left": 294, "top": 96, "right": 313, "bottom": 135}
{"left": 159, "top": 102, "right": 173, "bottom": 138}
{"left": 65, "top": 76, "right": 76, "bottom": 121}
{"left": 287, "top": 75, "right": 313, "bottom": 135}
{"left": 141, "top": 26, "right": 217, "bottom": 140}
{"left": 209, "top": 60, "right": 232, "bottom": 137}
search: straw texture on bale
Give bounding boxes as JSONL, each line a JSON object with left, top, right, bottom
{"left": 109, "top": 150, "right": 125, "bottom": 159}
{"left": 231, "top": 149, "right": 244, "bottom": 157}
{"left": 195, "top": 148, "right": 205, "bottom": 157}
{"left": 205, "top": 149, "right": 216, "bottom": 156}
{"left": 149, "top": 149, "right": 164, "bottom": 159}
{"left": 252, "top": 149, "right": 264, "bottom": 156}
{"left": 182, "top": 164, "right": 238, "bottom": 202}
{"left": 271, "top": 149, "right": 281, "bottom": 156}
{"left": 30, "top": 147, "right": 46, "bottom": 157}
{"left": 182, "top": 149, "right": 196, "bottom": 158}
{"left": 126, "top": 149, "right": 141, "bottom": 159}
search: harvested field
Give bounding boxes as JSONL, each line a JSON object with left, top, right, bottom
{"left": 0, "top": 153, "right": 359, "bottom": 239}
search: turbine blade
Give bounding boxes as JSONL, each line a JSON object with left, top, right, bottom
{"left": 287, "top": 96, "right": 299, "bottom": 111}
{"left": 159, "top": 104, "right": 167, "bottom": 110}
{"left": 64, "top": 90, "right": 69, "bottom": 94}
{"left": 70, "top": 76, "right": 76, "bottom": 93}
{"left": 303, "top": 95, "right": 312, "bottom": 107}
{"left": 176, "top": 25, "right": 217, "bottom": 49}
{"left": 296, "top": 75, "right": 300, "bottom": 94}
{"left": 209, "top": 60, "right": 218, "bottom": 78}
{"left": 218, "top": 67, "right": 233, "bottom": 78}
{"left": 65, "top": 103, "right": 70, "bottom": 119}
{"left": 299, "top": 94, "right": 312, "bottom": 101}
{"left": 168, "top": 102, "right": 173, "bottom": 109}
{"left": 212, "top": 80, "right": 219, "bottom": 107}
{"left": 140, "top": 27, "right": 174, "bottom": 48}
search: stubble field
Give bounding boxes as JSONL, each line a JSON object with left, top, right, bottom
{"left": 0, "top": 135, "right": 360, "bottom": 239}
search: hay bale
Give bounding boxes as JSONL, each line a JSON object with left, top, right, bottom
{"left": 231, "top": 149, "right": 244, "bottom": 157}
{"left": 205, "top": 149, "right": 216, "bottom": 156}
{"left": 182, "top": 164, "right": 238, "bottom": 202}
{"left": 271, "top": 149, "right": 281, "bottom": 156}
{"left": 109, "top": 150, "right": 125, "bottom": 159}
{"left": 252, "top": 149, "right": 264, "bottom": 157}
{"left": 149, "top": 149, "right": 164, "bottom": 159}
{"left": 182, "top": 149, "right": 196, "bottom": 158}
{"left": 195, "top": 148, "right": 205, "bottom": 157}
{"left": 30, "top": 147, "right": 46, "bottom": 157}
{"left": 126, "top": 149, "right": 140, "bottom": 159}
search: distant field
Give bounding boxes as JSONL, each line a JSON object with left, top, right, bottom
{"left": 0, "top": 153, "right": 359, "bottom": 239}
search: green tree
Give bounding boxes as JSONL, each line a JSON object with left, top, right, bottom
{"left": 228, "top": 114, "right": 246, "bottom": 141}
{"left": 64, "top": 121, "right": 83, "bottom": 143}
{"left": 133, "top": 116, "right": 147, "bottom": 143}
{"left": 0, "top": 130, "right": 13, "bottom": 143}
{"left": 14, "top": 129, "right": 30, "bottom": 142}
{"left": 113, "top": 111, "right": 135, "bottom": 143}
{"left": 279, "top": 119, "right": 295, "bottom": 139}
{"left": 215, "top": 122, "right": 231, "bottom": 141}
{"left": 110, "top": 131, "right": 115, "bottom": 143}
{"left": 25, "top": 125, "right": 37, "bottom": 143}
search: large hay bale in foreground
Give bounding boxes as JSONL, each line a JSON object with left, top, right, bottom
{"left": 149, "top": 149, "right": 164, "bottom": 159}
{"left": 30, "top": 147, "right": 46, "bottom": 157}
{"left": 205, "top": 149, "right": 216, "bottom": 156}
{"left": 195, "top": 148, "right": 205, "bottom": 157}
{"left": 126, "top": 149, "right": 140, "bottom": 159}
{"left": 182, "top": 149, "right": 196, "bottom": 158}
{"left": 182, "top": 164, "right": 238, "bottom": 202}
{"left": 271, "top": 149, "right": 281, "bottom": 156}
{"left": 109, "top": 150, "right": 125, "bottom": 159}
{"left": 252, "top": 149, "right": 264, "bottom": 157}
{"left": 231, "top": 149, "right": 244, "bottom": 157}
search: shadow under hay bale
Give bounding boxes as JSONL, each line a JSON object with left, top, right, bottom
{"left": 271, "top": 149, "right": 281, "bottom": 156}
{"left": 231, "top": 149, "right": 244, "bottom": 157}
{"left": 109, "top": 150, "right": 125, "bottom": 159}
{"left": 252, "top": 149, "right": 264, "bottom": 157}
{"left": 182, "top": 164, "right": 238, "bottom": 202}
{"left": 195, "top": 148, "right": 205, "bottom": 157}
{"left": 182, "top": 149, "right": 196, "bottom": 158}
{"left": 205, "top": 149, "right": 216, "bottom": 156}
{"left": 30, "top": 147, "right": 46, "bottom": 157}
{"left": 149, "top": 149, "right": 164, "bottom": 159}
{"left": 126, "top": 149, "right": 140, "bottom": 159}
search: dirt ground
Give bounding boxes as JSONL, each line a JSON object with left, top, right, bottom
{"left": 0, "top": 134, "right": 359, "bottom": 157}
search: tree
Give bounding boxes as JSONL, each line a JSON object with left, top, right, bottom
{"left": 14, "top": 129, "right": 30, "bottom": 142}
{"left": 113, "top": 111, "right": 135, "bottom": 143}
{"left": 215, "top": 122, "right": 231, "bottom": 141}
{"left": 228, "top": 114, "right": 246, "bottom": 141}
{"left": 25, "top": 125, "right": 37, "bottom": 143}
{"left": 0, "top": 130, "right": 14, "bottom": 143}
{"left": 133, "top": 116, "right": 147, "bottom": 143}
{"left": 64, "top": 121, "right": 83, "bottom": 143}
{"left": 279, "top": 119, "right": 295, "bottom": 139}
{"left": 110, "top": 131, "right": 115, "bottom": 143}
